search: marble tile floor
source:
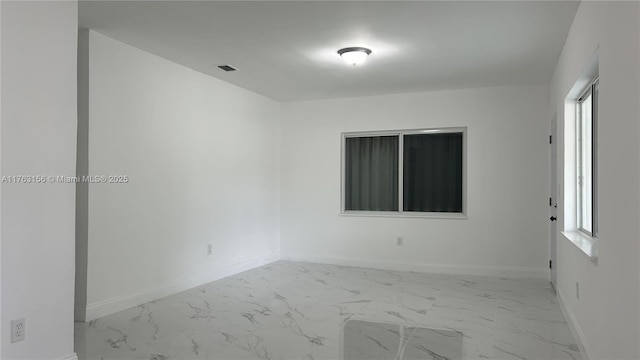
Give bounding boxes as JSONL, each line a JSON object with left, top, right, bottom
{"left": 75, "top": 261, "right": 582, "bottom": 360}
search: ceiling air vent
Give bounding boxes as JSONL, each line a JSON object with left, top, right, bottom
{"left": 217, "top": 65, "right": 237, "bottom": 72}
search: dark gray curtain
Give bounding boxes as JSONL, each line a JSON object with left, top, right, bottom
{"left": 403, "top": 133, "right": 463, "bottom": 212}
{"left": 345, "top": 136, "right": 398, "bottom": 211}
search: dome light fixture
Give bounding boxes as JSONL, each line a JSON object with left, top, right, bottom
{"left": 337, "top": 47, "right": 372, "bottom": 66}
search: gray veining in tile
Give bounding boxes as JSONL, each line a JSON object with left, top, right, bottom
{"left": 75, "top": 261, "right": 582, "bottom": 360}
{"left": 342, "top": 319, "right": 465, "bottom": 360}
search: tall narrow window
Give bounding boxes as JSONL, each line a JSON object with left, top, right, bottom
{"left": 577, "top": 78, "right": 598, "bottom": 237}
{"left": 342, "top": 128, "right": 465, "bottom": 215}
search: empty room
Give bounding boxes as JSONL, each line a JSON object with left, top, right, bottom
{"left": 1, "top": 1, "right": 639, "bottom": 359}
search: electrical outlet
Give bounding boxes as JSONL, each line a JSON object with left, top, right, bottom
{"left": 396, "top": 237, "right": 404, "bottom": 246}
{"left": 11, "top": 318, "right": 25, "bottom": 343}
{"left": 207, "top": 244, "right": 213, "bottom": 256}
{"left": 576, "top": 282, "right": 580, "bottom": 299}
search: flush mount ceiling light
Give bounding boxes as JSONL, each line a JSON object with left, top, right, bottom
{"left": 337, "top": 47, "right": 372, "bottom": 66}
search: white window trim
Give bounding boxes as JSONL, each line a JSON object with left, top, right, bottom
{"left": 561, "top": 230, "right": 598, "bottom": 260}
{"left": 340, "top": 127, "right": 467, "bottom": 219}
{"left": 576, "top": 78, "right": 598, "bottom": 238}
{"left": 562, "top": 62, "right": 599, "bottom": 262}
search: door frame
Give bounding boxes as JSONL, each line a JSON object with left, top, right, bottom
{"left": 550, "top": 114, "right": 558, "bottom": 291}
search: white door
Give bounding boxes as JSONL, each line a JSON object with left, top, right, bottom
{"left": 550, "top": 115, "right": 558, "bottom": 291}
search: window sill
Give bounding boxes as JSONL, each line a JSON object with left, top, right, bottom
{"left": 561, "top": 231, "right": 598, "bottom": 262}
{"left": 340, "top": 211, "right": 467, "bottom": 220}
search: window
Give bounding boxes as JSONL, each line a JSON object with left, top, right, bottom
{"left": 577, "top": 78, "right": 598, "bottom": 237}
{"left": 561, "top": 59, "right": 598, "bottom": 260}
{"left": 342, "top": 128, "right": 465, "bottom": 216}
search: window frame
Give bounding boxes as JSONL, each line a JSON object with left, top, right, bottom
{"left": 340, "top": 127, "right": 467, "bottom": 218}
{"left": 576, "top": 77, "right": 598, "bottom": 238}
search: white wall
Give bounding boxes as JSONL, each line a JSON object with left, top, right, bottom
{"left": 77, "top": 31, "right": 281, "bottom": 320}
{"left": 550, "top": 2, "right": 640, "bottom": 359}
{"left": 1, "top": 1, "right": 78, "bottom": 359}
{"left": 280, "top": 85, "right": 550, "bottom": 277}
{"left": 1, "top": 1, "right": 4, "bottom": 357}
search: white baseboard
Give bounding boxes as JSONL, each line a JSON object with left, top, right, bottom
{"left": 80, "top": 253, "right": 280, "bottom": 321}
{"left": 59, "top": 353, "right": 78, "bottom": 360}
{"left": 280, "top": 253, "right": 549, "bottom": 279}
{"left": 557, "top": 288, "right": 592, "bottom": 360}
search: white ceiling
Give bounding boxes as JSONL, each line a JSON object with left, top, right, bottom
{"left": 79, "top": 1, "right": 579, "bottom": 102}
